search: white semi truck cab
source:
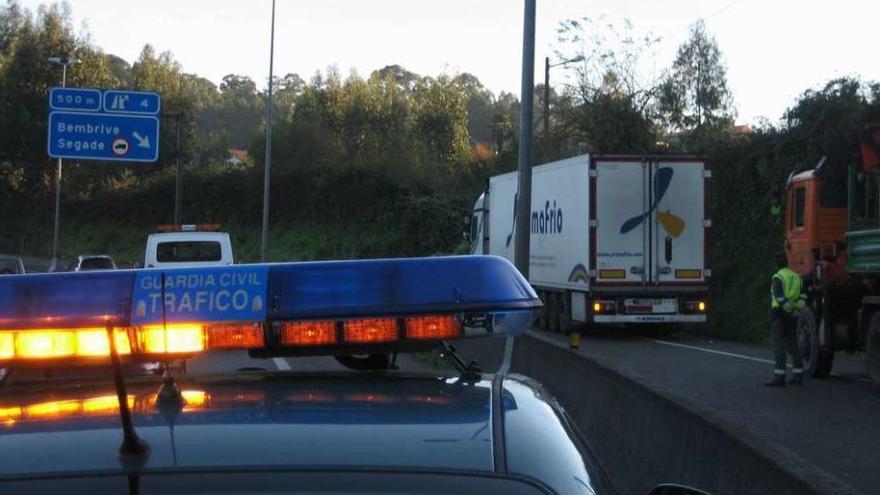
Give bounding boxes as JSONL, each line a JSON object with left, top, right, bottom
{"left": 467, "top": 154, "right": 710, "bottom": 331}
{"left": 144, "top": 224, "right": 234, "bottom": 269}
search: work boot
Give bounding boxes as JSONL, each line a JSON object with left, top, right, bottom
{"left": 789, "top": 373, "right": 803, "bottom": 385}
{"left": 765, "top": 375, "right": 785, "bottom": 387}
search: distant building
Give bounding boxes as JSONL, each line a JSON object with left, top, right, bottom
{"left": 729, "top": 124, "right": 752, "bottom": 136}
{"left": 227, "top": 148, "right": 248, "bottom": 166}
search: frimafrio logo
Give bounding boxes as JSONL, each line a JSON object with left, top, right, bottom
{"left": 531, "top": 200, "right": 563, "bottom": 234}
{"left": 620, "top": 167, "right": 686, "bottom": 239}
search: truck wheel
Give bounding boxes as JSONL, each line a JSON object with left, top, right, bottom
{"left": 559, "top": 293, "right": 572, "bottom": 335}
{"left": 797, "top": 306, "right": 834, "bottom": 378}
{"left": 867, "top": 313, "right": 880, "bottom": 385}
{"left": 537, "top": 291, "right": 550, "bottom": 332}
{"left": 548, "top": 293, "right": 562, "bottom": 333}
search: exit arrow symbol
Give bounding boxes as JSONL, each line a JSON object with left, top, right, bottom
{"left": 132, "top": 132, "right": 150, "bottom": 148}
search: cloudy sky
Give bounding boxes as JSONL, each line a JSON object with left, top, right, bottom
{"left": 20, "top": 0, "right": 880, "bottom": 123}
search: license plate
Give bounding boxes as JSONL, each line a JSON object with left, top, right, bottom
{"left": 624, "top": 298, "right": 677, "bottom": 314}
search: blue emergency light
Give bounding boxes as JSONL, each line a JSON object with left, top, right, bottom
{"left": 0, "top": 256, "right": 540, "bottom": 361}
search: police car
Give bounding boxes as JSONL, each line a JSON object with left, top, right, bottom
{"left": 0, "top": 256, "right": 705, "bottom": 494}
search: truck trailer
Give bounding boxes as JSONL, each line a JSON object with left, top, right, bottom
{"left": 467, "top": 154, "right": 710, "bottom": 332}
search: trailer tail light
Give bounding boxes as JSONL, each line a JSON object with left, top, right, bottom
{"left": 675, "top": 269, "right": 702, "bottom": 279}
{"left": 599, "top": 269, "right": 626, "bottom": 280}
{"left": 344, "top": 318, "right": 398, "bottom": 344}
{"left": 682, "top": 300, "right": 708, "bottom": 314}
{"left": 592, "top": 301, "right": 616, "bottom": 314}
{"left": 405, "top": 315, "right": 461, "bottom": 340}
{"left": 279, "top": 321, "right": 336, "bottom": 346}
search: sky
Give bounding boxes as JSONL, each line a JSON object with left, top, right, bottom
{"left": 18, "top": 0, "right": 880, "bottom": 124}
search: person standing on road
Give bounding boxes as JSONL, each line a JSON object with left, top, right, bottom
{"left": 767, "top": 252, "right": 807, "bottom": 387}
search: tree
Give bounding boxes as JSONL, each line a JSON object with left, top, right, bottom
{"left": 453, "top": 72, "right": 494, "bottom": 145}
{"left": 553, "top": 17, "right": 660, "bottom": 153}
{"left": 659, "top": 20, "right": 734, "bottom": 131}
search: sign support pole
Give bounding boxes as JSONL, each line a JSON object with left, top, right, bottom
{"left": 50, "top": 63, "right": 66, "bottom": 264}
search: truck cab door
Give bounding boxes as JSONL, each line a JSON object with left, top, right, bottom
{"left": 651, "top": 160, "right": 708, "bottom": 284}
{"left": 786, "top": 181, "right": 812, "bottom": 273}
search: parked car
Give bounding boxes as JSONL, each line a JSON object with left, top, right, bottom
{"left": 0, "top": 255, "right": 25, "bottom": 275}
{"left": 68, "top": 255, "right": 117, "bottom": 271}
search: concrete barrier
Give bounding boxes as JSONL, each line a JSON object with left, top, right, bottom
{"left": 457, "top": 333, "right": 859, "bottom": 495}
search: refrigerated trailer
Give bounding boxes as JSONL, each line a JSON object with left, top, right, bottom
{"left": 467, "top": 154, "right": 710, "bottom": 331}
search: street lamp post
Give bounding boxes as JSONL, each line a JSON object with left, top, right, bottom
{"left": 260, "top": 0, "right": 276, "bottom": 262}
{"left": 47, "top": 56, "right": 80, "bottom": 266}
{"left": 513, "top": 0, "right": 536, "bottom": 278}
{"left": 542, "top": 55, "right": 583, "bottom": 160}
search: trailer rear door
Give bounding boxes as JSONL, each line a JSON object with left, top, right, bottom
{"left": 594, "top": 158, "right": 650, "bottom": 284}
{"left": 593, "top": 157, "right": 708, "bottom": 285}
{"left": 651, "top": 159, "right": 707, "bottom": 284}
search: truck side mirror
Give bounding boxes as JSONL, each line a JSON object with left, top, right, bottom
{"left": 462, "top": 215, "right": 472, "bottom": 242}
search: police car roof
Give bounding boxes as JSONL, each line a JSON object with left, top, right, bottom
{"left": 0, "top": 371, "right": 609, "bottom": 495}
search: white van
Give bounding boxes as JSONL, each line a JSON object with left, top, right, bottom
{"left": 144, "top": 226, "right": 234, "bottom": 268}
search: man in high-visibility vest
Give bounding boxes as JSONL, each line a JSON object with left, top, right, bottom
{"left": 767, "top": 252, "right": 807, "bottom": 387}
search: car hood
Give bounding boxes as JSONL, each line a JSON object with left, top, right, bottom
{"left": 0, "top": 372, "right": 500, "bottom": 477}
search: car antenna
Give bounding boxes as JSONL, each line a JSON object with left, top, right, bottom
{"left": 106, "top": 316, "right": 149, "bottom": 458}
{"left": 156, "top": 271, "right": 184, "bottom": 404}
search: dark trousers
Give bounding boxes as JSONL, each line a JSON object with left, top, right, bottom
{"left": 771, "top": 311, "right": 803, "bottom": 374}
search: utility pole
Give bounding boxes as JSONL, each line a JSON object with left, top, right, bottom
{"left": 543, "top": 56, "right": 550, "bottom": 160}
{"left": 47, "top": 56, "right": 79, "bottom": 265}
{"left": 543, "top": 55, "right": 583, "bottom": 162}
{"left": 173, "top": 113, "right": 182, "bottom": 224}
{"left": 514, "top": 0, "right": 536, "bottom": 278}
{"left": 260, "top": 0, "right": 276, "bottom": 262}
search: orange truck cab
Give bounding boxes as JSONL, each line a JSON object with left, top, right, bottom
{"left": 784, "top": 169, "right": 848, "bottom": 284}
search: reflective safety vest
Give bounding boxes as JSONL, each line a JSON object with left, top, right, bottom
{"left": 771, "top": 267, "right": 805, "bottom": 313}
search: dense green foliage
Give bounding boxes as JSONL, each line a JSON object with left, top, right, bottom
{"left": 3, "top": 3, "right": 880, "bottom": 343}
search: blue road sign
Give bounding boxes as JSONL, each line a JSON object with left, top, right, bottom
{"left": 48, "top": 111, "right": 160, "bottom": 162}
{"left": 103, "top": 89, "right": 160, "bottom": 115}
{"left": 49, "top": 88, "right": 102, "bottom": 112}
{"left": 131, "top": 266, "right": 270, "bottom": 325}
{"left": 47, "top": 87, "right": 162, "bottom": 162}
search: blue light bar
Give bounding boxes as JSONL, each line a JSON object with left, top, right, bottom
{"left": 0, "top": 256, "right": 540, "bottom": 337}
{"left": 267, "top": 256, "right": 538, "bottom": 319}
{"left": 0, "top": 271, "right": 136, "bottom": 329}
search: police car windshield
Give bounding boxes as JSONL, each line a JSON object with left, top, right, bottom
{"left": 157, "top": 241, "right": 222, "bottom": 263}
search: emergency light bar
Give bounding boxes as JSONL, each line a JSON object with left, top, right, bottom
{"left": 0, "top": 256, "right": 540, "bottom": 364}
{"left": 156, "top": 224, "right": 222, "bottom": 233}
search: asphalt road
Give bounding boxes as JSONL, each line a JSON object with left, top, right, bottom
{"left": 511, "top": 328, "right": 880, "bottom": 495}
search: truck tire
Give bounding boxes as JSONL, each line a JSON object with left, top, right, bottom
{"left": 797, "top": 306, "right": 834, "bottom": 378}
{"left": 537, "top": 291, "right": 550, "bottom": 332}
{"left": 867, "top": 313, "right": 880, "bottom": 385}
{"left": 548, "top": 292, "right": 562, "bottom": 334}
{"left": 559, "top": 292, "right": 572, "bottom": 335}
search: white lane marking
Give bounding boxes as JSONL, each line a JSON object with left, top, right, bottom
{"left": 273, "top": 357, "right": 291, "bottom": 370}
{"left": 648, "top": 338, "right": 872, "bottom": 383}
{"left": 647, "top": 338, "right": 774, "bottom": 365}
